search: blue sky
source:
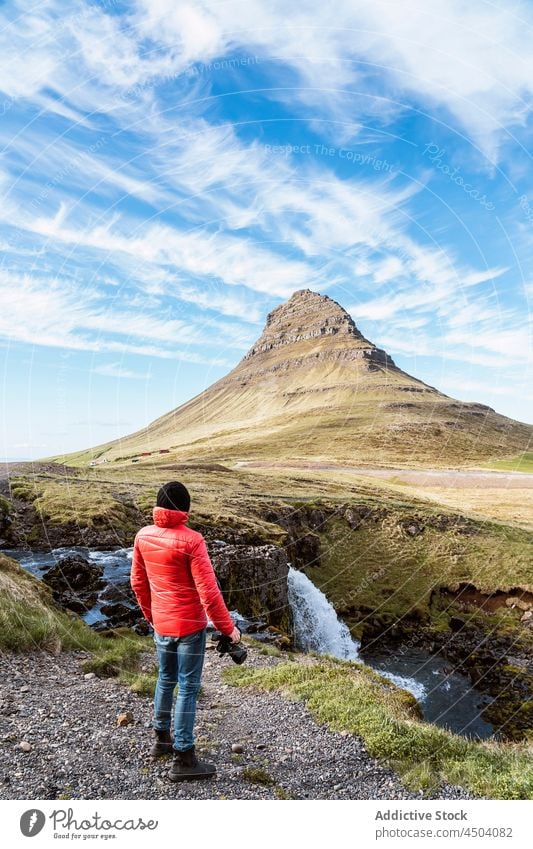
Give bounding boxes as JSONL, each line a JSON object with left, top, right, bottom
{"left": 0, "top": 0, "right": 532, "bottom": 459}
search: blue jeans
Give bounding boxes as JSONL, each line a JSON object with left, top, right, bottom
{"left": 152, "top": 628, "right": 207, "bottom": 752}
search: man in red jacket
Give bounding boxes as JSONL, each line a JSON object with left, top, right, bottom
{"left": 131, "top": 481, "right": 240, "bottom": 781}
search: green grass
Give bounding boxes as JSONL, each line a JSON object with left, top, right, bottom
{"left": 0, "top": 553, "right": 150, "bottom": 681}
{"left": 242, "top": 765, "right": 275, "bottom": 786}
{"left": 32, "top": 480, "right": 132, "bottom": 527}
{"left": 258, "top": 645, "right": 283, "bottom": 657}
{"left": 481, "top": 452, "right": 533, "bottom": 473}
{"left": 118, "top": 670, "right": 158, "bottom": 696}
{"left": 224, "top": 658, "right": 533, "bottom": 799}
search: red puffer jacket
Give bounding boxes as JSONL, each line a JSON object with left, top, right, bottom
{"left": 130, "top": 507, "right": 234, "bottom": 638}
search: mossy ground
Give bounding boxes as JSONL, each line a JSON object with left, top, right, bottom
{"left": 224, "top": 658, "right": 533, "bottom": 799}
{"left": 9, "top": 475, "right": 139, "bottom": 531}
{"left": 305, "top": 514, "right": 533, "bottom": 638}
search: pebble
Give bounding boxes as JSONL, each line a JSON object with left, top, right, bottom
{"left": 84, "top": 673, "right": 96, "bottom": 680}
{"left": 19, "top": 741, "right": 32, "bottom": 752}
{"left": 0, "top": 647, "right": 473, "bottom": 801}
{"left": 231, "top": 743, "right": 244, "bottom": 754}
{"left": 116, "top": 711, "right": 134, "bottom": 727}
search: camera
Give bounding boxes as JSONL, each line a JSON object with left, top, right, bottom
{"left": 211, "top": 632, "right": 247, "bottom": 665}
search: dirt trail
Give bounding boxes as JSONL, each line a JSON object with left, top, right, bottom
{"left": 236, "top": 461, "right": 533, "bottom": 489}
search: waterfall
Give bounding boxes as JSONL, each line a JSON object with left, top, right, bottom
{"left": 287, "top": 567, "right": 426, "bottom": 701}
{"left": 287, "top": 567, "right": 360, "bottom": 660}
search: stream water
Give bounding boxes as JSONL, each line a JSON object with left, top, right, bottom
{"left": 287, "top": 567, "right": 495, "bottom": 740}
{"left": 4, "top": 546, "right": 135, "bottom": 626}
{"left": 7, "top": 547, "right": 495, "bottom": 740}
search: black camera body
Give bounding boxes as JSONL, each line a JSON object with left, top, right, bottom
{"left": 212, "top": 632, "right": 247, "bottom": 665}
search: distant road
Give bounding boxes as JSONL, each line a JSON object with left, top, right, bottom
{"left": 234, "top": 462, "right": 533, "bottom": 489}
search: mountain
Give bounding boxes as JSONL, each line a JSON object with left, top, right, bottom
{"left": 69, "top": 289, "right": 532, "bottom": 467}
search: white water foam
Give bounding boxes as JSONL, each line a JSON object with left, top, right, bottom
{"left": 287, "top": 567, "right": 426, "bottom": 701}
{"left": 287, "top": 567, "right": 359, "bottom": 661}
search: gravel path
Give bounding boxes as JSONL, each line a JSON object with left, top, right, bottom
{"left": 0, "top": 644, "right": 471, "bottom": 800}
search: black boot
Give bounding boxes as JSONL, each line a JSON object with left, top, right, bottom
{"left": 169, "top": 746, "right": 216, "bottom": 781}
{"left": 150, "top": 729, "right": 173, "bottom": 757}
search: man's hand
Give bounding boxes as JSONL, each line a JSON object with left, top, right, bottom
{"left": 229, "top": 626, "right": 241, "bottom": 644}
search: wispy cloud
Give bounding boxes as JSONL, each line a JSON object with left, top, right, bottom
{"left": 93, "top": 362, "right": 150, "bottom": 379}
{"left": 0, "top": 270, "right": 245, "bottom": 362}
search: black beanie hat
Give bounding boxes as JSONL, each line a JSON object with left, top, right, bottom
{"left": 156, "top": 481, "right": 191, "bottom": 512}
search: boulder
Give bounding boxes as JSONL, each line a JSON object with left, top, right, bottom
{"left": 43, "top": 555, "right": 105, "bottom": 594}
{"left": 42, "top": 554, "right": 106, "bottom": 613}
{"left": 210, "top": 543, "right": 290, "bottom": 630}
{"left": 99, "top": 581, "right": 135, "bottom": 604}
{"left": 99, "top": 602, "right": 139, "bottom": 625}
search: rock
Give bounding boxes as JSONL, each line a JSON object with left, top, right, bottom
{"left": 132, "top": 620, "right": 152, "bottom": 636}
{"left": 262, "top": 505, "right": 322, "bottom": 569}
{"left": 19, "top": 741, "right": 32, "bottom": 752}
{"left": 99, "top": 602, "right": 139, "bottom": 624}
{"left": 343, "top": 508, "right": 361, "bottom": 530}
{"left": 84, "top": 673, "right": 96, "bottom": 680}
{"left": 400, "top": 519, "right": 425, "bottom": 536}
{"left": 211, "top": 543, "right": 290, "bottom": 630}
{"left": 42, "top": 555, "right": 105, "bottom": 612}
{"left": 521, "top": 611, "right": 532, "bottom": 622}
{"left": 116, "top": 711, "right": 134, "bottom": 727}
{"left": 231, "top": 743, "right": 244, "bottom": 754}
{"left": 504, "top": 597, "right": 529, "bottom": 610}
{"left": 99, "top": 582, "right": 135, "bottom": 604}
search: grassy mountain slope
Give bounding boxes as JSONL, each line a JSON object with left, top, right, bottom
{"left": 57, "top": 290, "right": 532, "bottom": 469}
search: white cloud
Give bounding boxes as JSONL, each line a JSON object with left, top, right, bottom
{"left": 445, "top": 326, "right": 532, "bottom": 359}
{"left": 135, "top": 0, "right": 533, "bottom": 160}
{"left": 2, "top": 0, "right": 532, "bottom": 161}
{"left": 0, "top": 270, "right": 243, "bottom": 362}
{"left": 93, "top": 362, "right": 149, "bottom": 379}
{"left": 15, "top": 205, "right": 316, "bottom": 298}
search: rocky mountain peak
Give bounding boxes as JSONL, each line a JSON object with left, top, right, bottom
{"left": 244, "top": 288, "right": 373, "bottom": 361}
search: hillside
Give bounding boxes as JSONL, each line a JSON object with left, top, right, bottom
{"left": 60, "top": 289, "right": 532, "bottom": 469}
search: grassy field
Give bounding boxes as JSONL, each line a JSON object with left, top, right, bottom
{"left": 481, "top": 452, "right": 533, "bottom": 473}
{"left": 234, "top": 463, "right": 533, "bottom": 528}
{"left": 6, "top": 462, "right": 532, "bottom": 611}
{"left": 225, "top": 658, "right": 533, "bottom": 799}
